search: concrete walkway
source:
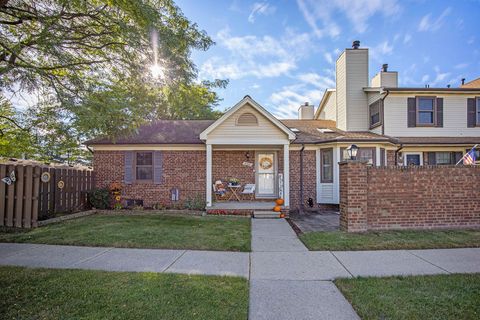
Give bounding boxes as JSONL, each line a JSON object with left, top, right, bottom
{"left": 1, "top": 222, "right": 480, "bottom": 319}
{"left": 0, "top": 243, "right": 249, "bottom": 278}
{"left": 249, "top": 219, "right": 359, "bottom": 320}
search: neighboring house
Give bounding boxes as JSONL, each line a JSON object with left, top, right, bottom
{"left": 86, "top": 42, "right": 480, "bottom": 212}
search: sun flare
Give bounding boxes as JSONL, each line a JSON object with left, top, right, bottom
{"left": 150, "top": 64, "right": 164, "bottom": 79}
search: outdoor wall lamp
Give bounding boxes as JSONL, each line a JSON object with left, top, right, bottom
{"left": 347, "top": 144, "right": 359, "bottom": 160}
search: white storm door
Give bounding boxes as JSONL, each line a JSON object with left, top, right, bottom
{"left": 256, "top": 152, "right": 276, "bottom": 197}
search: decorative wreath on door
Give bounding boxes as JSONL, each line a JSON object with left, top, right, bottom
{"left": 259, "top": 157, "right": 273, "bottom": 170}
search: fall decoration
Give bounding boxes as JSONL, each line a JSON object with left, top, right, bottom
{"left": 273, "top": 206, "right": 281, "bottom": 212}
{"left": 275, "top": 198, "right": 284, "bottom": 205}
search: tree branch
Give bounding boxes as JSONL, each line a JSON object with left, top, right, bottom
{"left": 0, "top": 114, "right": 28, "bottom": 131}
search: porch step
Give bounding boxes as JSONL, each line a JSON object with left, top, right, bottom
{"left": 253, "top": 211, "right": 282, "bottom": 219}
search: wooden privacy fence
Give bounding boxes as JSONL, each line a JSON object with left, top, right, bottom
{"left": 0, "top": 163, "right": 94, "bottom": 228}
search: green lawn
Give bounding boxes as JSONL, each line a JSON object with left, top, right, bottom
{"left": 0, "top": 266, "right": 248, "bottom": 320}
{"left": 335, "top": 274, "right": 480, "bottom": 320}
{"left": 300, "top": 229, "right": 480, "bottom": 251}
{"left": 0, "top": 213, "right": 251, "bottom": 251}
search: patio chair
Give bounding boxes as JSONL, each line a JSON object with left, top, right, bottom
{"left": 213, "top": 180, "right": 228, "bottom": 201}
{"left": 241, "top": 184, "right": 255, "bottom": 201}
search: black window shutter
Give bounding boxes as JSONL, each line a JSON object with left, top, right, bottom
{"left": 153, "top": 151, "right": 163, "bottom": 184}
{"left": 407, "top": 98, "right": 416, "bottom": 127}
{"left": 436, "top": 98, "right": 443, "bottom": 127}
{"left": 380, "top": 148, "right": 385, "bottom": 166}
{"left": 453, "top": 152, "right": 463, "bottom": 164}
{"left": 427, "top": 152, "right": 436, "bottom": 165}
{"left": 124, "top": 151, "right": 133, "bottom": 184}
{"left": 467, "top": 98, "right": 476, "bottom": 127}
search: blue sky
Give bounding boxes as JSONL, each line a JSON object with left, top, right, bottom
{"left": 176, "top": 0, "right": 480, "bottom": 118}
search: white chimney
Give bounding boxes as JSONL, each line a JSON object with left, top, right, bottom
{"left": 298, "top": 102, "right": 314, "bottom": 119}
{"left": 335, "top": 40, "right": 369, "bottom": 130}
{"left": 371, "top": 63, "right": 398, "bottom": 87}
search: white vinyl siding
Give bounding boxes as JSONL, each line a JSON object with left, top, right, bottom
{"left": 208, "top": 103, "right": 289, "bottom": 144}
{"left": 345, "top": 49, "right": 369, "bottom": 131}
{"left": 384, "top": 94, "right": 480, "bottom": 136}
{"left": 316, "top": 147, "right": 339, "bottom": 204}
{"left": 321, "top": 93, "right": 337, "bottom": 121}
{"left": 336, "top": 53, "right": 347, "bottom": 130}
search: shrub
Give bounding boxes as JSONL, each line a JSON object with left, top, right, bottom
{"left": 184, "top": 194, "right": 206, "bottom": 211}
{"left": 88, "top": 188, "right": 110, "bottom": 209}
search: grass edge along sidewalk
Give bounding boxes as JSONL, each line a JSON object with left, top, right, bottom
{"left": 300, "top": 229, "right": 480, "bottom": 251}
{"left": 0, "top": 266, "right": 249, "bottom": 320}
{"left": 335, "top": 273, "right": 480, "bottom": 320}
{"left": 0, "top": 213, "right": 251, "bottom": 252}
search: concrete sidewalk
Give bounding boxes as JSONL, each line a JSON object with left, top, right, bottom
{"left": 248, "top": 220, "right": 479, "bottom": 320}
{"left": 2, "top": 242, "right": 478, "bottom": 279}
{"left": 1, "top": 222, "right": 480, "bottom": 320}
{"left": 0, "top": 243, "right": 250, "bottom": 278}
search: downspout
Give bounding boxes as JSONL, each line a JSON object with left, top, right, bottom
{"left": 299, "top": 144, "right": 305, "bottom": 214}
{"left": 380, "top": 88, "right": 390, "bottom": 135}
{"left": 394, "top": 144, "right": 403, "bottom": 166}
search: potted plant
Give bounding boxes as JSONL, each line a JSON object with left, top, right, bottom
{"left": 228, "top": 177, "right": 240, "bottom": 186}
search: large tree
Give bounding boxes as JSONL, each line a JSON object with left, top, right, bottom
{"left": 0, "top": 0, "right": 225, "bottom": 161}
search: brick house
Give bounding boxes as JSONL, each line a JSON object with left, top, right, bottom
{"left": 86, "top": 42, "right": 480, "bottom": 214}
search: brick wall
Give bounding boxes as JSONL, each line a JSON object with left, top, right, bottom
{"left": 386, "top": 150, "right": 396, "bottom": 165}
{"left": 93, "top": 150, "right": 206, "bottom": 207}
{"left": 212, "top": 151, "right": 255, "bottom": 185}
{"left": 339, "top": 161, "right": 480, "bottom": 232}
{"left": 94, "top": 149, "right": 307, "bottom": 210}
{"left": 289, "top": 150, "right": 317, "bottom": 210}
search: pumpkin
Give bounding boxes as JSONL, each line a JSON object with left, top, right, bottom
{"left": 275, "top": 198, "right": 284, "bottom": 205}
{"left": 273, "top": 206, "right": 281, "bottom": 212}
{"left": 279, "top": 213, "right": 285, "bottom": 218}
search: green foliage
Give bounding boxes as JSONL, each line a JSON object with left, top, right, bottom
{"left": 0, "top": 0, "right": 227, "bottom": 159}
{"left": 0, "top": 97, "right": 35, "bottom": 158}
{"left": 88, "top": 188, "right": 111, "bottom": 209}
{"left": 183, "top": 194, "right": 207, "bottom": 211}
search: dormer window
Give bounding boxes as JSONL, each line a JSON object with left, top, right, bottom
{"left": 236, "top": 112, "right": 258, "bottom": 126}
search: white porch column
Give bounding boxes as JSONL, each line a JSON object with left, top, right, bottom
{"left": 375, "top": 146, "right": 381, "bottom": 166}
{"left": 206, "top": 143, "right": 212, "bottom": 207}
{"left": 283, "top": 143, "right": 290, "bottom": 207}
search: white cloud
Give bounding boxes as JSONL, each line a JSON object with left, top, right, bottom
{"left": 369, "top": 41, "right": 394, "bottom": 62}
{"left": 468, "top": 36, "right": 475, "bottom": 45}
{"left": 297, "top": 0, "right": 401, "bottom": 37}
{"left": 430, "top": 66, "right": 450, "bottom": 87}
{"left": 454, "top": 63, "right": 468, "bottom": 69}
{"left": 324, "top": 52, "right": 333, "bottom": 64}
{"left": 418, "top": 7, "right": 451, "bottom": 32}
{"left": 269, "top": 72, "right": 335, "bottom": 118}
{"left": 199, "top": 28, "right": 314, "bottom": 81}
{"left": 403, "top": 34, "right": 412, "bottom": 44}
{"left": 248, "top": 2, "right": 276, "bottom": 23}
{"left": 421, "top": 74, "right": 429, "bottom": 83}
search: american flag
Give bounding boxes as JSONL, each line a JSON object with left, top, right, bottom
{"left": 463, "top": 147, "right": 477, "bottom": 165}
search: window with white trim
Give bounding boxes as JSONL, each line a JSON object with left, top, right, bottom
{"left": 320, "top": 148, "right": 333, "bottom": 183}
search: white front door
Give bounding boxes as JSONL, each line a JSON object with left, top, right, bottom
{"left": 256, "top": 152, "right": 276, "bottom": 198}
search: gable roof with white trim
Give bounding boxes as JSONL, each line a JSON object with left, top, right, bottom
{"left": 200, "top": 95, "right": 296, "bottom": 143}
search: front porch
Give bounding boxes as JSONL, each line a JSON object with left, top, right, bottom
{"left": 209, "top": 201, "right": 277, "bottom": 210}
{"left": 206, "top": 200, "right": 286, "bottom": 217}
{"left": 199, "top": 96, "right": 296, "bottom": 213}
{"left": 204, "top": 146, "right": 290, "bottom": 215}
